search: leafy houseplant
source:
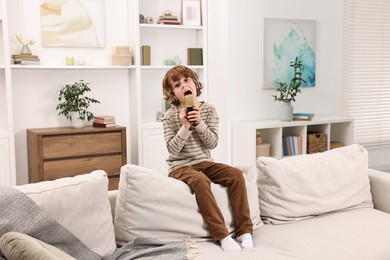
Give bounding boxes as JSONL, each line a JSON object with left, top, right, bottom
{"left": 272, "top": 57, "right": 306, "bottom": 121}
{"left": 56, "top": 80, "right": 100, "bottom": 124}
{"left": 272, "top": 56, "right": 306, "bottom": 102}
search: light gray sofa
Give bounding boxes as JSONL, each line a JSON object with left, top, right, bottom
{"left": 1, "top": 144, "right": 390, "bottom": 260}
{"left": 106, "top": 168, "right": 390, "bottom": 260}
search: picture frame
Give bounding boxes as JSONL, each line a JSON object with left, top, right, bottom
{"left": 182, "top": 0, "right": 202, "bottom": 26}
{"left": 262, "top": 18, "right": 316, "bottom": 89}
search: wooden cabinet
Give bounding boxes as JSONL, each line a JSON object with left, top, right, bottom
{"left": 232, "top": 116, "right": 353, "bottom": 166}
{"left": 27, "top": 126, "right": 126, "bottom": 190}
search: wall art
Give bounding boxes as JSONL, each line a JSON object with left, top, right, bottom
{"left": 182, "top": 0, "right": 202, "bottom": 26}
{"left": 40, "top": 0, "right": 105, "bottom": 47}
{"left": 263, "top": 18, "right": 316, "bottom": 89}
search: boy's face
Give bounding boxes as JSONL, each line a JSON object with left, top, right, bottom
{"left": 170, "top": 77, "right": 197, "bottom": 106}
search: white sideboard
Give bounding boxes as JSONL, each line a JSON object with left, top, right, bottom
{"left": 232, "top": 116, "right": 353, "bottom": 166}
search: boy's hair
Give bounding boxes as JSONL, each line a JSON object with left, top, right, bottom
{"left": 162, "top": 65, "right": 203, "bottom": 106}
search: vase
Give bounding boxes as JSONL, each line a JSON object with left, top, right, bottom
{"left": 20, "top": 45, "right": 32, "bottom": 55}
{"left": 70, "top": 112, "right": 85, "bottom": 128}
{"left": 279, "top": 101, "right": 293, "bottom": 121}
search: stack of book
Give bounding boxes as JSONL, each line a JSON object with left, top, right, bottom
{"left": 293, "top": 113, "right": 315, "bottom": 121}
{"left": 158, "top": 15, "right": 181, "bottom": 25}
{"left": 12, "top": 54, "right": 40, "bottom": 65}
{"left": 93, "top": 115, "right": 116, "bottom": 127}
{"left": 282, "top": 135, "right": 303, "bottom": 156}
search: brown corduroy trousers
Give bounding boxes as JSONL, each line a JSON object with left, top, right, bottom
{"left": 169, "top": 161, "right": 253, "bottom": 241}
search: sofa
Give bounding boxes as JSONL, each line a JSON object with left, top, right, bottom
{"left": 1, "top": 144, "right": 390, "bottom": 259}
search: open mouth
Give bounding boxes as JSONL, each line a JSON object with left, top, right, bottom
{"left": 184, "top": 90, "right": 192, "bottom": 96}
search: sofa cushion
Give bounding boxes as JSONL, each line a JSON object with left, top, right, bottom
{"left": 114, "top": 164, "right": 263, "bottom": 245}
{"left": 253, "top": 208, "right": 390, "bottom": 260}
{"left": 14, "top": 170, "right": 116, "bottom": 256}
{"left": 0, "top": 232, "right": 75, "bottom": 260}
{"left": 256, "top": 144, "right": 373, "bottom": 224}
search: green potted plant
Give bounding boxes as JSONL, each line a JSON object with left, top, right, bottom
{"left": 56, "top": 80, "right": 100, "bottom": 128}
{"left": 272, "top": 56, "right": 306, "bottom": 121}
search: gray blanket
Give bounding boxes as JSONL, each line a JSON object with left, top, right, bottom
{"left": 0, "top": 186, "right": 195, "bottom": 260}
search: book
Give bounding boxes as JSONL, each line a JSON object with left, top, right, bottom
{"left": 293, "top": 112, "right": 315, "bottom": 121}
{"left": 93, "top": 122, "right": 117, "bottom": 128}
{"left": 13, "top": 59, "right": 41, "bottom": 65}
{"left": 158, "top": 20, "right": 181, "bottom": 25}
{"left": 187, "top": 48, "right": 203, "bottom": 65}
{"left": 94, "top": 115, "right": 115, "bottom": 120}
{"left": 12, "top": 54, "right": 39, "bottom": 59}
{"left": 297, "top": 135, "right": 303, "bottom": 154}
{"left": 158, "top": 15, "right": 178, "bottom": 20}
{"left": 141, "top": 45, "right": 151, "bottom": 65}
{"left": 93, "top": 118, "right": 116, "bottom": 124}
{"left": 282, "top": 136, "right": 287, "bottom": 156}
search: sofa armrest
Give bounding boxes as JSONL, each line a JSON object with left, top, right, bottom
{"left": 108, "top": 190, "right": 118, "bottom": 221}
{"left": 368, "top": 169, "right": 390, "bottom": 214}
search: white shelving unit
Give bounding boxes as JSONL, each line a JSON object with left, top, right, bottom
{"left": 0, "top": 0, "right": 16, "bottom": 185}
{"left": 232, "top": 116, "right": 353, "bottom": 166}
{"left": 128, "top": 0, "right": 208, "bottom": 173}
{"left": 0, "top": 0, "right": 208, "bottom": 182}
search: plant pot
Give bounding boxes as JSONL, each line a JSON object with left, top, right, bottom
{"left": 279, "top": 101, "right": 293, "bottom": 121}
{"left": 70, "top": 112, "right": 85, "bottom": 128}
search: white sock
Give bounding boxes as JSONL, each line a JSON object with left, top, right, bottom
{"left": 237, "top": 233, "right": 253, "bottom": 249}
{"left": 220, "top": 235, "right": 241, "bottom": 251}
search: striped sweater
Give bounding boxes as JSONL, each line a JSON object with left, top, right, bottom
{"left": 163, "top": 102, "right": 219, "bottom": 173}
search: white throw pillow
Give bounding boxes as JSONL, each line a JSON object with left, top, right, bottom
{"left": 14, "top": 170, "right": 116, "bottom": 257}
{"left": 0, "top": 232, "right": 75, "bottom": 260}
{"left": 256, "top": 144, "right": 373, "bottom": 224}
{"left": 114, "top": 164, "right": 262, "bottom": 245}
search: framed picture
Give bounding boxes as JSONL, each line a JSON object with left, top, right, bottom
{"left": 40, "top": 0, "right": 105, "bottom": 47}
{"left": 263, "top": 18, "right": 316, "bottom": 89}
{"left": 182, "top": 0, "right": 202, "bottom": 26}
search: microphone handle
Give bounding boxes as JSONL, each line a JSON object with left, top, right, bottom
{"left": 186, "top": 106, "right": 194, "bottom": 115}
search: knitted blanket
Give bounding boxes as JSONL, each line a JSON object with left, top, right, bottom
{"left": 0, "top": 186, "right": 198, "bottom": 260}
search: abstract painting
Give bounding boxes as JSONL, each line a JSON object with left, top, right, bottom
{"left": 263, "top": 18, "right": 316, "bottom": 89}
{"left": 40, "top": 0, "right": 105, "bottom": 47}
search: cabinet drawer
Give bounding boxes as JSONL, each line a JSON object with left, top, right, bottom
{"left": 43, "top": 155, "right": 123, "bottom": 180}
{"left": 43, "top": 132, "right": 122, "bottom": 159}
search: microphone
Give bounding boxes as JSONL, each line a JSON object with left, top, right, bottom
{"left": 185, "top": 93, "right": 194, "bottom": 115}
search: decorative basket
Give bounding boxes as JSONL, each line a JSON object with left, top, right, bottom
{"left": 307, "top": 132, "right": 327, "bottom": 154}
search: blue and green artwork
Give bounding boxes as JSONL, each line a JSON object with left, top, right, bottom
{"left": 263, "top": 18, "right": 316, "bottom": 88}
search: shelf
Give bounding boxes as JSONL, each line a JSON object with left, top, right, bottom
{"left": 140, "top": 65, "right": 203, "bottom": 70}
{"left": 11, "top": 65, "right": 135, "bottom": 70}
{"left": 140, "top": 24, "right": 203, "bottom": 31}
{"left": 235, "top": 116, "right": 353, "bottom": 128}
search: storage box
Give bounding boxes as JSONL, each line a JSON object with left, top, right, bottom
{"left": 307, "top": 132, "right": 327, "bottom": 154}
{"left": 112, "top": 55, "right": 132, "bottom": 66}
{"left": 330, "top": 141, "right": 343, "bottom": 150}
{"left": 256, "top": 143, "right": 271, "bottom": 157}
{"left": 116, "top": 46, "right": 130, "bottom": 55}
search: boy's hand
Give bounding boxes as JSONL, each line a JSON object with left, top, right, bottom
{"left": 187, "top": 106, "right": 201, "bottom": 126}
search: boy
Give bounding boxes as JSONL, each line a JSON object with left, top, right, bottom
{"left": 162, "top": 65, "right": 253, "bottom": 251}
